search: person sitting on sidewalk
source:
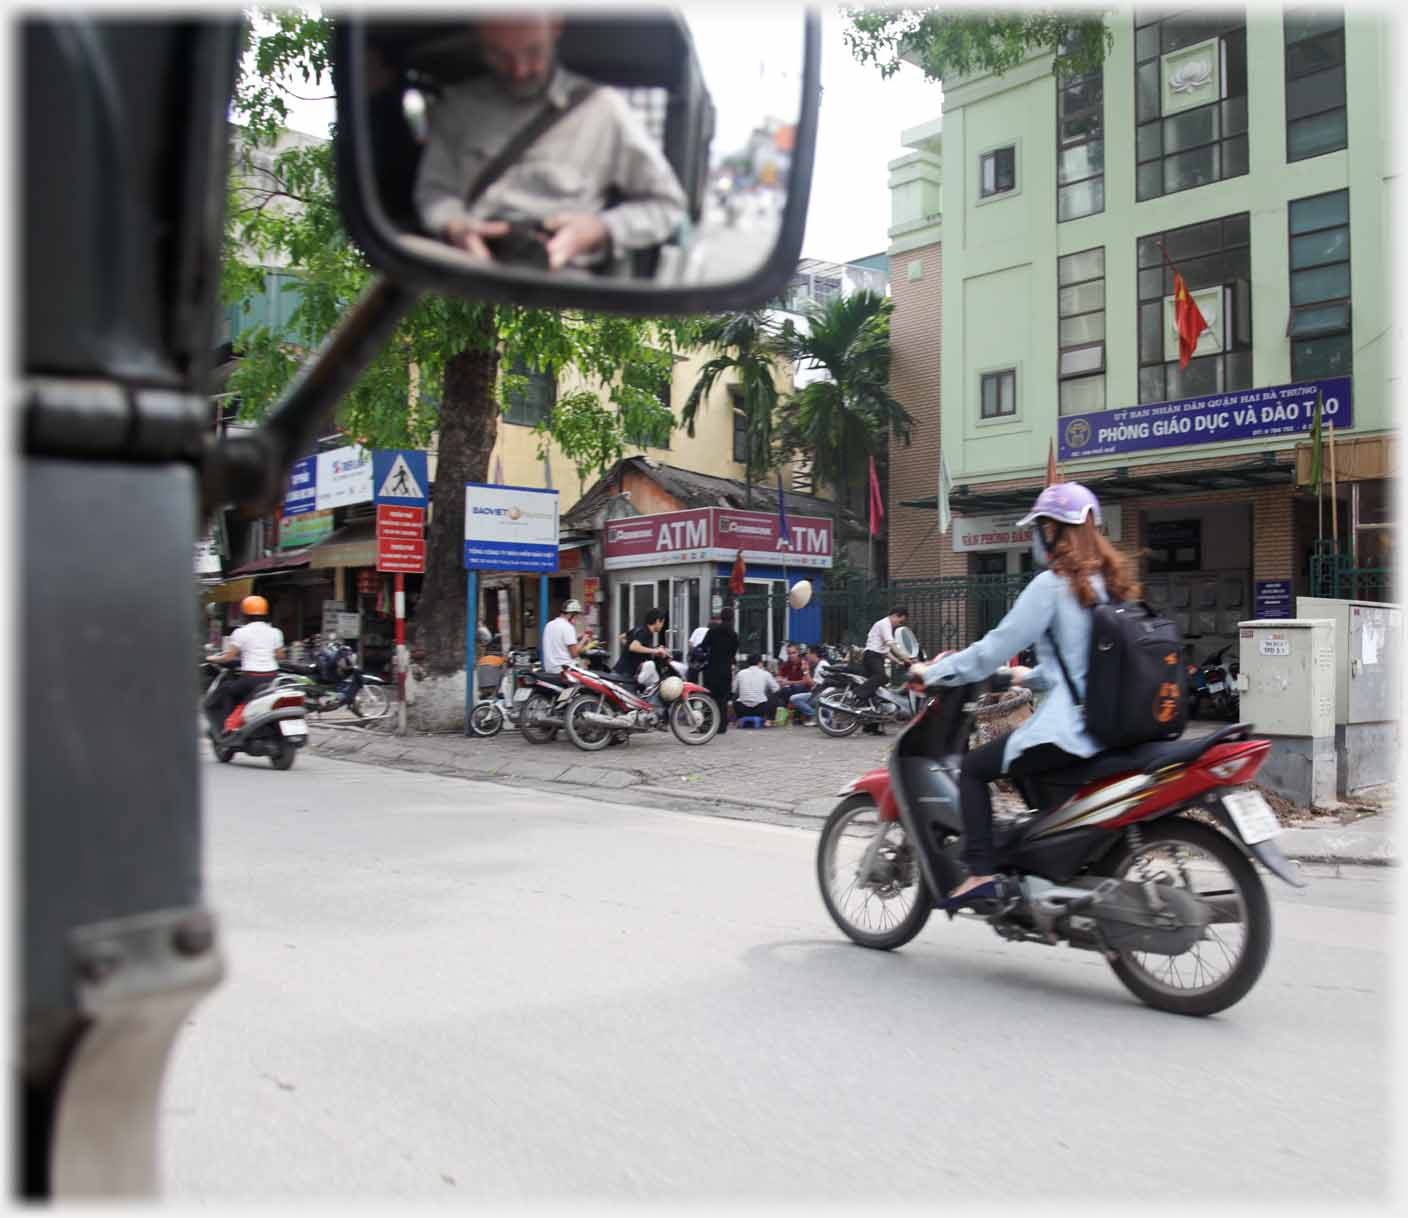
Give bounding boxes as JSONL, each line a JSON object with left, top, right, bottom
{"left": 732, "top": 653, "right": 779, "bottom": 725}
{"left": 776, "top": 642, "right": 812, "bottom": 723}
{"left": 787, "top": 644, "right": 828, "bottom": 725}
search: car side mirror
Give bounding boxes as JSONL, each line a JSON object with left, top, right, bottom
{"left": 332, "top": 7, "right": 820, "bottom": 314}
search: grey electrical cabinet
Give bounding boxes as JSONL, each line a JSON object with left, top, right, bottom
{"left": 1236, "top": 618, "right": 1337, "bottom": 807}
{"left": 1295, "top": 597, "right": 1402, "bottom": 793}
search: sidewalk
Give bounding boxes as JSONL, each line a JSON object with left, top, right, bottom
{"left": 305, "top": 717, "right": 1396, "bottom": 867}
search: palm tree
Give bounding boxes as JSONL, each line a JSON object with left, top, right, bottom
{"left": 679, "top": 309, "right": 782, "bottom": 508}
{"left": 775, "top": 290, "right": 912, "bottom": 518}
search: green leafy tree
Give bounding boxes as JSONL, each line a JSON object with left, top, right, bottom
{"left": 843, "top": 7, "right": 1112, "bottom": 84}
{"left": 224, "top": 12, "right": 693, "bottom": 683}
{"left": 774, "top": 290, "right": 911, "bottom": 529}
{"left": 678, "top": 310, "right": 782, "bottom": 508}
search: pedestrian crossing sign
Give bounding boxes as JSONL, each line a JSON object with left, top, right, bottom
{"left": 373, "top": 449, "right": 429, "bottom": 507}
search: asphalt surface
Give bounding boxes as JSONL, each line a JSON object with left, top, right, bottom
{"left": 160, "top": 748, "right": 1396, "bottom": 1204}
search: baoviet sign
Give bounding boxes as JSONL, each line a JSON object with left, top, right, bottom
{"left": 603, "top": 507, "right": 833, "bottom": 570}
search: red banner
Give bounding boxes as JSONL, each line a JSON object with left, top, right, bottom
{"left": 377, "top": 504, "right": 425, "bottom": 573}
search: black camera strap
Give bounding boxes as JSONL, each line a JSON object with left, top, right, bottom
{"left": 464, "top": 82, "right": 598, "bottom": 208}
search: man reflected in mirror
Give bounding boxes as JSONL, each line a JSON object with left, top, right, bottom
{"left": 413, "top": 12, "right": 688, "bottom": 272}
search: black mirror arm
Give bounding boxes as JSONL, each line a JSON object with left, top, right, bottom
{"left": 200, "top": 275, "right": 419, "bottom": 515}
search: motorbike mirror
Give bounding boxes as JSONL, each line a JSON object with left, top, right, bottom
{"left": 332, "top": 7, "right": 820, "bottom": 314}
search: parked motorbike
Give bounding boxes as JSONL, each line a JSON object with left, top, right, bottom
{"left": 816, "top": 669, "right": 1303, "bottom": 1016}
{"left": 468, "top": 648, "right": 537, "bottom": 738}
{"left": 200, "top": 661, "right": 309, "bottom": 770}
{"left": 561, "top": 664, "right": 721, "bottom": 750}
{"left": 514, "top": 640, "right": 618, "bottom": 744}
{"left": 1188, "top": 644, "right": 1239, "bottom": 722}
{"left": 814, "top": 626, "right": 928, "bottom": 738}
{"left": 280, "top": 637, "right": 390, "bottom": 719}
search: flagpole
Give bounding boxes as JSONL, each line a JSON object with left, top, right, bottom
{"left": 1329, "top": 419, "right": 1338, "bottom": 552}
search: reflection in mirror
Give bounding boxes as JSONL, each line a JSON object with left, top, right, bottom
{"left": 359, "top": 7, "right": 805, "bottom": 287}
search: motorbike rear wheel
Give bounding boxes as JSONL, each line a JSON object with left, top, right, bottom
{"left": 469, "top": 701, "right": 504, "bottom": 738}
{"left": 269, "top": 740, "right": 297, "bottom": 771}
{"left": 668, "top": 693, "right": 720, "bottom": 745}
{"left": 519, "top": 691, "right": 558, "bottom": 744}
{"left": 564, "top": 693, "right": 613, "bottom": 752}
{"left": 1094, "top": 818, "right": 1271, "bottom": 1016}
{"left": 816, "top": 693, "right": 861, "bottom": 738}
{"left": 817, "top": 794, "right": 931, "bottom": 949}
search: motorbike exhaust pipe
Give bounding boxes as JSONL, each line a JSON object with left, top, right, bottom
{"left": 582, "top": 711, "right": 632, "bottom": 730}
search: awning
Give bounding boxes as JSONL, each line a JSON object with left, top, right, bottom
{"left": 209, "top": 577, "right": 257, "bottom": 604}
{"left": 308, "top": 521, "right": 377, "bottom": 570}
{"left": 226, "top": 552, "right": 313, "bottom": 576}
{"left": 900, "top": 457, "right": 1294, "bottom": 517}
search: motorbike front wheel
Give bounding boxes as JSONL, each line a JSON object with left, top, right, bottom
{"left": 564, "top": 694, "right": 613, "bottom": 752}
{"left": 351, "top": 682, "right": 391, "bottom": 719}
{"left": 1094, "top": 818, "right": 1271, "bottom": 1017}
{"left": 817, "top": 794, "right": 931, "bottom": 949}
{"left": 469, "top": 701, "right": 505, "bottom": 738}
{"left": 816, "top": 694, "right": 861, "bottom": 738}
{"left": 668, "top": 693, "right": 720, "bottom": 745}
{"left": 519, "top": 691, "right": 559, "bottom": 744}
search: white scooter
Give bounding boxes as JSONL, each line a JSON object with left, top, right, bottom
{"left": 201, "top": 660, "right": 309, "bottom": 770}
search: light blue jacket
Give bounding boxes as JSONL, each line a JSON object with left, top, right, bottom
{"left": 919, "top": 568, "right": 1107, "bottom": 769}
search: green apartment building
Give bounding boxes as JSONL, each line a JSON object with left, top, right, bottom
{"left": 886, "top": 6, "right": 1397, "bottom": 660}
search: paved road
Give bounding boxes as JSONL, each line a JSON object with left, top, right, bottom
{"left": 161, "top": 750, "right": 1393, "bottom": 1203}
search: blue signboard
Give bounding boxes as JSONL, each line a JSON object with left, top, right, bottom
{"left": 1254, "top": 580, "right": 1293, "bottom": 620}
{"left": 1058, "top": 376, "right": 1352, "bottom": 461}
{"left": 373, "top": 448, "right": 429, "bottom": 507}
{"left": 463, "top": 483, "right": 560, "bottom": 572}
{"left": 282, "top": 456, "right": 317, "bottom": 516}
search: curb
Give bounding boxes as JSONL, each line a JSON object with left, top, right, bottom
{"left": 303, "top": 733, "right": 1395, "bottom": 866}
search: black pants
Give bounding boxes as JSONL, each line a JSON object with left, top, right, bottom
{"left": 733, "top": 699, "right": 772, "bottom": 721}
{"left": 209, "top": 673, "right": 275, "bottom": 733}
{"left": 957, "top": 736, "right": 1085, "bottom": 874}
{"left": 702, "top": 671, "right": 732, "bottom": 732}
{"left": 855, "top": 650, "right": 887, "bottom": 702}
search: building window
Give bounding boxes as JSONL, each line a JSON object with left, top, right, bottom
{"left": 980, "top": 369, "right": 1017, "bottom": 419}
{"left": 730, "top": 387, "right": 749, "bottom": 463}
{"left": 1288, "top": 189, "right": 1351, "bottom": 381}
{"left": 979, "top": 146, "right": 1017, "bottom": 198}
{"left": 1058, "top": 247, "right": 1106, "bottom": 415}
{"left": 1134, "top": 11, "right": 1248, "bottom": 202}
{"left": 623, "top": 358, "right": 672, "bottom": 449}
{"left": 1147, "top": 519, "right": 1203, "bottom": 573}
{"left": 503, "top": 358, "right": 556, "bottom": 426}
{"left": 1056, "top": 69, "right": 1104, "bottom": 221}
{"left": 1284, "top": 7, "right": 1346, "bottom": 162}
{"left": 1137, "top": 213, "right": 1252, "bottom": 404}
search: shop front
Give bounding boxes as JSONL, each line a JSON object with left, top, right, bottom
{"left": 602, "top": 507, "right": 834, "bottom": 657}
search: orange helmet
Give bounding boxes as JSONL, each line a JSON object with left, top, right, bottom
{"left": 240, "top": 595, "right": 269, "bottom": 617}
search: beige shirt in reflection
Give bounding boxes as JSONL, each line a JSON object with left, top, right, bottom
{"left": 413, "top": 66, "right": 688, "bottom": 260}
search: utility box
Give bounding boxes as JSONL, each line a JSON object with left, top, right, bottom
{"left": 1237, "top": 618, "right": 1337, "bottom": 808}
{"left": 1295, "top": 597, "right": 1402, "bottom": 794}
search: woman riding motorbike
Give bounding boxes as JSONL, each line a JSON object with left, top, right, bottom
{"left": 910, "top": 483, "right": 1141, "bottom": 910}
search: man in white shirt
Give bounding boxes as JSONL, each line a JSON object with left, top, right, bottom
{"left": 732, "top": 654, "right": 780, "bottom": 723}
{"left": 209, "top": 595, "right": 287, "bottom": 736}
{"left": 858, "top": 607, "right": 910, "bottom": 733}
{"left": 541, "top": 599, "right": 592, "bottom": 675}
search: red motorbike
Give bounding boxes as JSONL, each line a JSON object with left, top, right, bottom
{"left": 817, "top": 668, "right": 1305, "bottom": 1016}
{"left": 561, "top": 664, "right": 721, "bottom": 751}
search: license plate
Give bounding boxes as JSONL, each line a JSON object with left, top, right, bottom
{"left": 1206, "top": 681, "right": 1224, "bottom": 693}
{"left": 513, "top": 688, "right": 530, "bottom": 702}
{"left": 1222, "top": 790, "right": 1279, "bottom": 845}
{"left": 278, "top": 719, "right": 308, "bottom": 737}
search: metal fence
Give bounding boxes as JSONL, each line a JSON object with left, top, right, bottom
{"left": 728, "top": 573, "right": 1037, "bottom": 658}
{"left": 1309, "top": 541, "right": 1396, "bottom": 602}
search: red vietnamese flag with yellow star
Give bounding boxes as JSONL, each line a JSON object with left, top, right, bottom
{"left": 1172, "top": 270, "right": 1209, "bottom": 369}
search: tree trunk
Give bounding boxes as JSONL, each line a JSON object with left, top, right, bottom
{"left": 417, "top": 307, "right": 499, "bottom": 676}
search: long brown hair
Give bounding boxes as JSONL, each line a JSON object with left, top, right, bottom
{"left": 1044, "top": 517, "right": 1140, "bottom": 607}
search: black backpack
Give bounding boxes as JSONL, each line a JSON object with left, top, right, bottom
{"left": 1046, "top": 600, "right": 1187, "bottom": 749}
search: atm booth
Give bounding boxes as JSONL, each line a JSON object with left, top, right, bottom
{"left": 601, "top": 507, "right": 833, "bottom": 658}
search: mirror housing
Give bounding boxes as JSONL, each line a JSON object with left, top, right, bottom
{"left": 332, "top": 10, "right": 821, "bottom": 315}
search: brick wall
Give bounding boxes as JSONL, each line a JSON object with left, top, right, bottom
{"left": 886, "top": 242, "right": 943, "bottom": 580}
